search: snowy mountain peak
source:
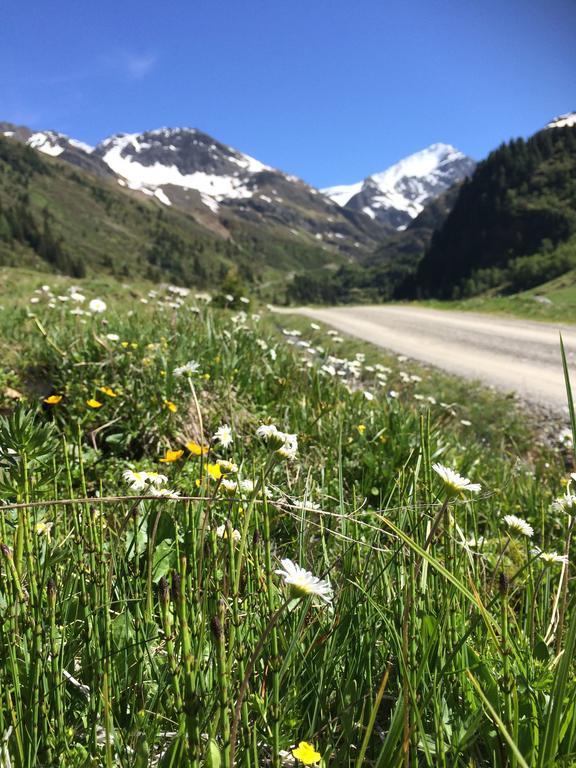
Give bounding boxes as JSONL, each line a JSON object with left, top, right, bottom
{"left": 545, "top": 112, "right": 576, "bottom": 130}
{"left": 93, "top": 127, "right": 273, "bottom": 206}
{"left": 322, "top": 143, "right": 475, "bottom": 230}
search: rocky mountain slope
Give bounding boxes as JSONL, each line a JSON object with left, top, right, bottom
{"left": 0, "top": 123, "right": 389, "bottom": 263}
{"left": 322, "top": 143, "right": 475, "bottom": 230}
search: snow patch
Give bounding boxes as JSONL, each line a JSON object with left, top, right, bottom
{"left": 322, "top": 181, "right": 363, "bottom": 206}
{"left": 68, "top": 138, "right": 94, "bottom": 154}
{"left": 154, "top": 188, "right": 172, "bottom": 206}
{"left": 27, "top": 132, "right": 65, "bottom": 157}
{"left": 99, "top": 133, "right": 254, "bottom": 201}
{"left": 546, "top": 112, "right": 576, "bottom": 129}
{"left": 200, "top": 193, "right": 220, "bottom": 213}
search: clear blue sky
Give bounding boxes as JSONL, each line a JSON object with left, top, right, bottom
{"left": 1, "top": 0, "right": 574, "bottom": 187}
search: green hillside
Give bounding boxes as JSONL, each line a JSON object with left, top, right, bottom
{"left": 0, "top": 137, "right": 339, "bottom": 290}
{"left": 410, "top": 125, "right": 576, "bottom": 298}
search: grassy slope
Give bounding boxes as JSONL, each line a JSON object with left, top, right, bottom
{"left": 0, "top": 267, "right": 575, "bottom": 766}
{"left": 412, "top": 269, "right": 576, "bottom": 324}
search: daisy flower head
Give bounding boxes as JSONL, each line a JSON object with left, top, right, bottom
{"left": 292, "top": 741, "right": 321, "bottom": 765}
{"left": 256, "top": 423, "right": 285, "bottom": 449}
{"left": 217, "top": 459, "right": 238, "bottom": 475}
{"left": 240, "top": 478, "right": 255, "bottom": 494}
{"left": 145, "top": 471, "right": 168, "bottom": 487}
{"left": 552, "top": 490, "right": 576, "bottom": 515}
{"left": 432, "top": 463, "right": 481, "bottom": 496}
{"left": 213, "top": 424, "right": 233, "bottom": 448}
{"left": 216, "top": 523, "right": 241, "bottom": 542}
{"left": 503, "top": 514, "right": 533, "bottom": 538}
{"left": 275, "top": 558, "right": 333, "bottom": 604}
{"left": 532, "top": 548, "right": 569, "bottom": 565}
{"left": 276, "top": 432, "right": 298, "bottom": 461}
{"left": 257, "top": 424, "right": 298, "bottom": 459}
{"left": 220, "top": 478, "right": 238, "bottom": 495}
{"left": 148, "top": 487, "right": 181, "bottom": 499}
{"left": 88, "top": 298, "right": 107, "bottom": 314}
{"left": 123, "top": 470, "right": 150, "bottom": 491}
{"left": 173, "top": 360, "right": 200, "bottom": 377}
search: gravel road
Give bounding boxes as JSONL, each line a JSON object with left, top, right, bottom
{"left": 278, "top": 305, "right": 576, "bottom": 411}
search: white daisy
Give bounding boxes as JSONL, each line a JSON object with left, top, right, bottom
{"left": 123, "top": 470, "right": 150, "bottom": 492}
{"left": 148, "top": 487, "right": 181, "bottom": 499}
{"left": 276, "top": 433, "right": 298, "bottom": 461}
{"left": 88, "top": 298, "right": 107, "bottom": 313}
{"left": 256, "top": 424, "right": 285, "bottom": 449}
{"left": 220, "top": 479, "right": 238, "bottom": 495}
{"left": 532, "top": 548, "right": 569, "bottom": 565}
{"left": 213, "top": 424, "right": 233, "bottom": 448}
{"left": 173, "top": 360, "right": 200, "bottom": 377}
{"left": 552, "top": 491, "right": 576, "bottom": 514}
{"left": 145, "top": 472, "right": 168, "bottom": 487}
{"left": 215, "top": 523, "right": 241, "bottom": 542}
{"left": 503, "top": 514, "right": 534, "bottom": 538}
{"left": 217, "top": 459, "right": 238, "bottom": 474}
{"left": 275, "top": 558, "right": 333, "bottom": 603}
{"left": 432, "top": 463, "right": 481, "bottom": 495}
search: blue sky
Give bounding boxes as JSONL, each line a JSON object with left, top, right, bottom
{"left": 1, "top": 0, "right": 574, "bottom": 187}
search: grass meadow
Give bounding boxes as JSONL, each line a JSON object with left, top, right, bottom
{"left": 0, "top": 269, "right": 575, "bottom": 767}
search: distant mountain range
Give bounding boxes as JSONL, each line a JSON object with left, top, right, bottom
{"left": 0, "top": 122, "right": 476, "bottom": 257}
{"left": 0, "top": 122, "right": 392, "bottom": 263}
{"left": 1, "top": 113, "right": 573, "bottom": 303}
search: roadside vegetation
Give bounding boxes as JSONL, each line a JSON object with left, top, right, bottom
{"left": 0, "top": 269, "right": 575, "bottom": 767}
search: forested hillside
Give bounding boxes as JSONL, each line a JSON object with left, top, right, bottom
{"left": 0, "top": 137, "right": 338, "bottom": 289}
{"left": 410, "top": 124, "right": 576, "bottom": 298}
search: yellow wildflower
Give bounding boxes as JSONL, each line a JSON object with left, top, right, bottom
{"left": 121, "top": 341, "right": 130, "bottom": 348}
{"left": 86, "top": 399, "right": 103, "bottom": 409}
{"left": 357, "top": 424, "right": 366, "bottom": 435}
{"left": 159, "top": 449, "right": 184, "bottom": 463}
{"left": 187, "top": 441, "right": 208, "bottom": 456}
{"left": 206, "top": 463, "right": 222, "bottom": 481}
{"left": 164, "top": 400, "right": 178, "bottom": 413}
{"left": 99, "top": 386, "right": 117, "bottom": 397}
{"left": 292, "top": 742, "right": 321, "bottom": 765}
{"left": 44, "top": 395, "right": 62, "bottom": 405}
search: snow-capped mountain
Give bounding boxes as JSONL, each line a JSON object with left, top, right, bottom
{"left": 0, "top": 122, "right": 390, "bottom": 260}
{"left": 322, "top": 143, "right": 475, "bottom": 231}
{"left": 92, "top": 128, "right": 272, "bottom": 210}
{"left": 545, "top": 112, "right": 576, "bottom": 130}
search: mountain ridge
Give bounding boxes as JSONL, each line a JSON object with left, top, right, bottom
{"left": 322, "top": 143, "right": 476, "bottom": 230}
